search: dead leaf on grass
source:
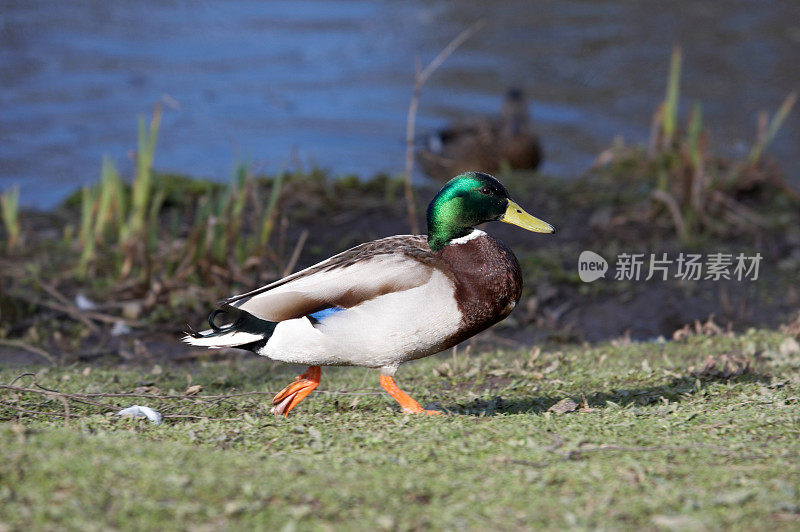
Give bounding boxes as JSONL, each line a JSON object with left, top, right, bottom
{"left": 548, "top": 397, "right": 578, "bottom": 414}
{"left": 184, "top": 384, "right": 202, "bottom": 395}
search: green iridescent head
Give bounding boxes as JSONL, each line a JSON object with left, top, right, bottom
{"left": 426, "top": 172, "right": 554, "bottom": 252}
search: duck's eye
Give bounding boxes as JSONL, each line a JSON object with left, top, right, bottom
{"left": 479, "top": 187, "right": 491, "bottom": 195}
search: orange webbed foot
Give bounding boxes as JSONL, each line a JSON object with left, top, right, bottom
{"left": 271, "top": 366, "right": 321, "bottom": 416}
{"left": 380, "top": 375, "right": 441, "bottom": 415}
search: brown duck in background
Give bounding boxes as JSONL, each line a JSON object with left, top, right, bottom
{"left": 418, "top": 88, "right": 542, "bottom": 181}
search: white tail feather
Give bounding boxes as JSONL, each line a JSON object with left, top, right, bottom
{"left": 182, "top": 330, "right": 264, "bottom": 349}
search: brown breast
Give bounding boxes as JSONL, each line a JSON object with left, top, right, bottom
{"left": 436, "top": 233, "right": 523, "bottom": 347}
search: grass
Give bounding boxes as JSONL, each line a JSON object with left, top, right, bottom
{"left": 2, "top": 328, "right": 799, "bottom": 530}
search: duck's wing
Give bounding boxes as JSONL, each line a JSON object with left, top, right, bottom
{"left": 222, "top": 235, "right": 438, "bottom": 322}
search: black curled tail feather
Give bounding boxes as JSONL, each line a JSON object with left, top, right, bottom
{"left": 188, "top": 304, "right": 277, "bottom": 352}
{"left": 208, "top": 308, "right": 230, "bottom": 332}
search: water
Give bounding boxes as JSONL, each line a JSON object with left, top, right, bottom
{"left": 2, "top": 0, "right": 799, "bottom": 208}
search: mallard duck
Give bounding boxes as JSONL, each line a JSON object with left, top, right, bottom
{"left": 418, "top": 89, "right": 542, "bottom": 181}
{"left": 184, "top": 172, "right": 554, "bottom": 416}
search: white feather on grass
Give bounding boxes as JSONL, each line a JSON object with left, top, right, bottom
{"left": 117, "top": 405, "right": 162, "bottom": 425}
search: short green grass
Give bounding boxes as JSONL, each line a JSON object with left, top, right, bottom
{"left": 2, "top": 329, "right": 800, "bottom": 530}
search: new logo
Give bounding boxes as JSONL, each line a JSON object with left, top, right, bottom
{"left": 578, "top": 250, "right": 608, "bottom": 282}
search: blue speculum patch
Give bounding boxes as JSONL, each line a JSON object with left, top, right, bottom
{"left": 308, "top": 307, "right": 345, "bottom": 322}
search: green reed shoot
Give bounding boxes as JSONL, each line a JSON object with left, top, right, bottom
{"left": 125, "top": 104, "right": 162, "bottom": 241}
{"left": 0, "top": 186, "right": 21, "bottom": 252}
{"left": 93, "top": 157, "right": 124, "bottom": 244}
{"left": 749, "top": 91, "right": 797, "bottom": 165}
{"left": 686, "top": 101, "right": 703, "bottom": 172}
{"left": 147, "top": 187, "right": 167, "bottom": 250}
{"left": 259, "top": 171, "right": 285, "bottom": 248}
{"left": 661, "top": 46, "right": 682, "bottom": 148}
{"left": 210, "top": 191, "right": 230, "bottom": 264}
{"left": 78, "top": 186, "right": 98, "bottom": 275}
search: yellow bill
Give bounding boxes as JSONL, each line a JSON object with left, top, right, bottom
{"left": 501, "top": 200, "right": 555, "bottom": 233}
